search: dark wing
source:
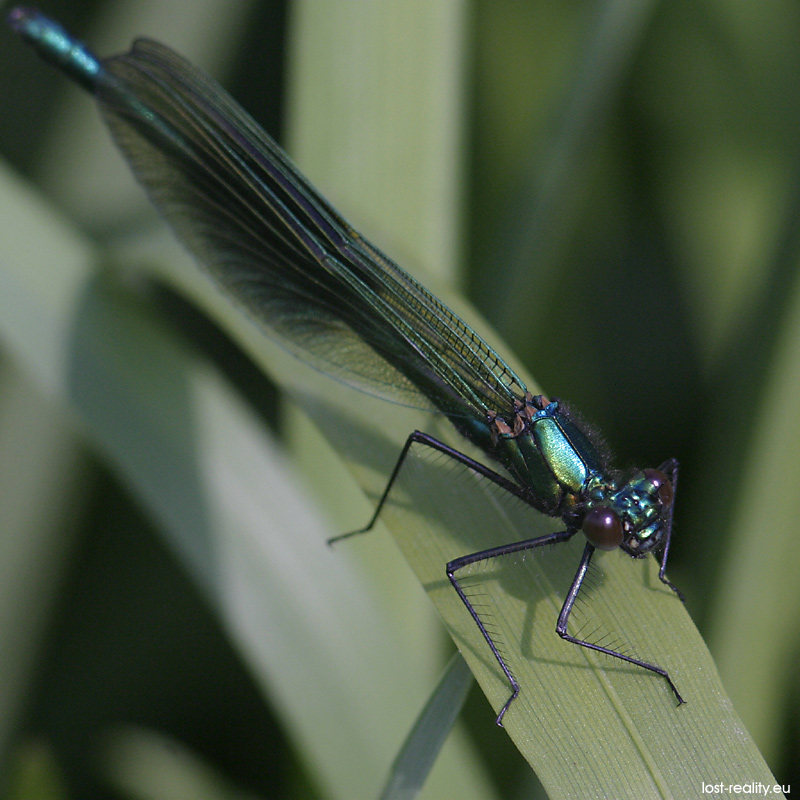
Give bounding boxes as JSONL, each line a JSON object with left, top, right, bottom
{"left": 96, "top": 38, "right": 528, "bottom": 420}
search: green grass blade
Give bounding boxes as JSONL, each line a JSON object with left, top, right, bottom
{"left": 477, "top": 0, "right": 657, "bottom": 332}
{"left": 287, "top": 365, "right": 778, "bottom": 797}
{"left": 135, "top": 205, "right": 779, "bottom": 797}
{"left": 0, "top": 163, "right": 492, "bottom": 800}
{"left": 103, "top": 725, "right": 262, "bottom": 800}
{"left": 707, "top": 270, "right": 800, "bottom": 762}
{"left": 0, "top": 359, "right": 87, "bottom": 757}
{"left": 380, "top": 653, "right": 473, "bottom": 800}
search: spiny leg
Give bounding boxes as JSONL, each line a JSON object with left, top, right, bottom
{"left": 655, "top": 458, "right": 684, "bottom": 602}
{"left": 329, "top": 429, "right": 531, "bottom": 544}
{"left": 447, "top": 527, "right": 578, "bottom": 726}
{"left": 557, "top": 542, "right": 685, "bottom": 704}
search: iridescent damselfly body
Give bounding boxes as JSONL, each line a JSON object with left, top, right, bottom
{"left": 9, "top": 6, "right": 685, "bottom": 726}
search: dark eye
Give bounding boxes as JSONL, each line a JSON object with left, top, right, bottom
{"left": 582, "top": 507, "right": 623, "bottom": 550}
{"left": 644, "top": 468, "right": 674, "bottom": 506}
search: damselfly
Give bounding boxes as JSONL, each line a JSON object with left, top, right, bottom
{"left": 9, "top": 6, "right": 685, "bottom": 725}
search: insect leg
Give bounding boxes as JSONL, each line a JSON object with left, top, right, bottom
{"left": 447, "top": 527, "right": 578, "bottom": 726}
{"left": 655, "top": 458, "right": 684, "bottom": 602}
{"left": 557, "top": 541, "right": 685, "bottom": 704}
{"left": 329, "top": 430, "right": 529, "bottom": 544}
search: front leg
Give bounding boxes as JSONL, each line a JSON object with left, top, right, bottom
{"left": 447, "top": 527, "right": 578, "bottom": 726}
{"left": 557, "top": 542, "right": 685, "bottom": 704}
{"left": 655, "top": 458, "right": 684, "bottom": 602}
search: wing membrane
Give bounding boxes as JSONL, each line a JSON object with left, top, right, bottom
{"left": 98, "top": 39, "right": 528, "bottom": 420}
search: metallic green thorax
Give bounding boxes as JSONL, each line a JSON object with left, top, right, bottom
{"left": 489, "top": 395, "right": 603, "bottom": 513}
{"left": 490, "top": 395, "right": 667, "bottom": 556}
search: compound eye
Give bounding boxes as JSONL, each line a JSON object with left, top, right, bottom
{"left": 644, "top": 468, "right": 674, "bottom": 506}
{"left": 582, "top": 507, "right": 623, "bottom": 551}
